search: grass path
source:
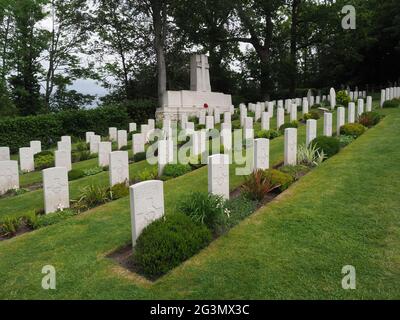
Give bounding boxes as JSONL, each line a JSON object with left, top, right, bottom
{"left": 1, "top": 108, "right": 397, "bottom": 299}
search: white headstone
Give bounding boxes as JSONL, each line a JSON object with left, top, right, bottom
{"left": 290, "top": 104, "right": 297, "bottom": 122}
{"left": 109, "top": 127, "right": 117, "bottom": 141}
{"left": 148, "top": 119, "right": 155, "bottom": 130}
{"left": 366, "top": 96, "right": 372, "bottom": 112}
{"left": 337, "top": 107, "right": 345, "bottom": 136}
{"left": 244, "top": 117, "right": 253, "bottom": 140}
{"left": 55, "top": 150, "right": 72, "bottom": 171}
{"left": 185, "top": 122, "right": 195, "bottom": 135}
{"left": 158, "top": 139, "right": 174, "bottom": 176}
{"left": 277, "top": 108, "right": 284, "bottom": 130}
{"left": 0, "top": 147, "right": 10, "bottom": 161}
{"left": 30, "top": 140, "right": 41, "bottom": 155}
{"left": 224, "top": 112, "right": 231, "bottom": 124}
{"left": 129, "top": 180, "right": 164, "bottom": 246}
{"left": 302, "top": 100, "right": 309, "bottom": 115}
{"left": 357, "top": 99, "right": 364, "bottom": 117}
{"left": 284, "top": 128, "right": 297, "bottom": 166}
{"left": 117, "top": 130, "right": 128, "bottom": 150}
{"left": 43, "top": 167, "right": 69, "bottom": 214}
{"left": 57, "top": 140, "right": 71, "bottom": 153}
{"left": 141, "top": 124, "right": 149, "bottom": 142}
{"left": 98, "top": 141, "right": 112, "bottom": 167}
{"left": 306, "top": 119, "right": 317, "bottom": 147}
{"left": 323, "top": 112, "right": 332, "bottom": 137}
{"left": 221, "top": 126, "right": 232, "bottom": 151}
{"left": 206, "top": 116, "right": 214, "bottom": 130}
{"left": 214, "top": 110, "right": 221, "bottom": 124}
{"left": 129, "top": 123, "right": 137, "bottom": 133}
{"left": 19, "top": 147, "right": 34, "bottom": 172}
{"left": 261, "top": 112, "right": 270, "bottom": 131}
{"left": 89, "top": 135, "right": 101, "bottom": 154}
{"left": 86, "top": 131, "right": 95, "bottom": 143}
{"left": 255, "top": 104, "right": 261, "bottom": 121}
{"left": 348, "top": 102, "right": 355, "bottom": 123}
{"left": 268, "top": 102, "right": 274, "bottom": 117}
{"left": 254, "top": 138, "right": 269, "bottom": 170}
{"left": 330, "top": 88, "right": 336, "bottom": 109}
{"left": 109, "top": 151, "right": 129, "bottom": 187}
{"left": 208, "top": 154, "right": 229, "bottom": 199}
{"left": 0, "top": 160, "right": 19, "bottom": 195}
{"left": 61, "top": 136, "right": 71, "bottom": 145}
{"left": 199, "top": 110, "right": 206, "bottom": 125}
{"left": 132, "top": 133, "right": 145, "bottom": 155}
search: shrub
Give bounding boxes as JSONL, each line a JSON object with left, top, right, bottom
{"left": 178, "top": 192, "right": 229, "bottom": 231}
{"left": 382, "top": 99, "right": 400, "bottom": 108}
{"left": 338, "top": 135, "right": 355, "bottom": 148}
{"left": 109, "top": 183, "right": 129, "bottom": 200}
{"left": 34, "top": 151, "right": 52, "bottom": 159}
{"left": 30, "top": 210, "right": 77, "bottom": 229}
{"left": 136, "top": 167, "right": 158, "bottom": 182}
{"left": 297, "top": 144, "right": 326, "bottom": 167}
{"left": 256, "top": 129, "right": 280, "bottom": 140}
{"left": 312, "top": 103, "right": 322, "bottom": 109}
{"left": 340, "top": 123, "right": 366, "bottom": 138}
{"left": 279, "top": 121, "right": 298, "bottom": 133}
{"left": 221, "top": 195, "right": 258, "bottom": 230}
{"left": 279, "top": 165, "right": 310, "bottom": 180}
{"left": 68, "top": 169, "right": 85, "bottom": 181}
{"left": 34, "top": 154, "right": 55, "bottom": 170}
{"left": 0, "top": 217, "right": 20, "bottom": 237}
{"left": 337, "top": 90, "right": 351, "bottom": 106}
{"left": 75, "top": 140, "right": 88, "bottom": 151}
{"left": 133, "top": 152, "right": 147, "bottom": 162}
{"left": 83, "top": 166, "right": 104, "bottom": 176}
{"left": 310, "top": 136, "right": 340, "bottom": 157}
{"left": 133, "top": 213, "right": 212, "bottom": 278}
{"left": 242, "top": 169, "right": 281, "bottom": 201}
{"left": 0, "top": 106, "right": 130, "bottom": 153}
{"left": 195, "top": 124, "right": 206, "bottom": 130}
{"left": 358, "top": 112, "right": 381, "bottom": 127}
{"left": 79, "top": 150, "right": 91, "bottom": 161}
{"left": 263, "top": 169, "right": 294, "bottom": 191}
{"left": 73, "top": 185, "right": 110, "bottom": 212}
{"left": 303, "top": 110, "right": 321, "bottom": 120}
{"left": 163, "top": 163, "right": 191, "bottom": 178}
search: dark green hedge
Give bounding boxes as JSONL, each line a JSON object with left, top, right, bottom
{"left": 0, "top": 99, "right": 157, "bottom": 153}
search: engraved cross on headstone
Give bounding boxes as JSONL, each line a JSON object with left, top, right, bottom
{"left": 190, "top": 54, "right": 211, "bottom": 92}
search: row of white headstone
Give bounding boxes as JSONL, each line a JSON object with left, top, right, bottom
{"left": 380, "top": 87, "right": 400, "bottom": 107}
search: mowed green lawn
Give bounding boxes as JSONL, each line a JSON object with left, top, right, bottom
{"left": 0, "top": 107, "right": 399, "bottom": 299}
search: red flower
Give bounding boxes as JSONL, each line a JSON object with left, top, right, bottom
{"left": 203, "top": 103, "right": 209, "bottom": 109}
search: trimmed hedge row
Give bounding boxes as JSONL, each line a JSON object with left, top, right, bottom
{"left": 0, "top": 100, "right": 157, "bottom": 153}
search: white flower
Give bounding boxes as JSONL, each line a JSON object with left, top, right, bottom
{"left": 57, "top": 203, "right": 64, "bottom": 212}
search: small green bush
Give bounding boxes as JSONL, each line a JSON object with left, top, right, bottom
{"left": 337, "top": 90, "right": 351, "bottom": 106}
{"left": 68, "top": 169, "right": 85, "bottom": 181}
{"left": 79, "top": 150, "right": 91, "bottom": 161}
{"left": 0, "top": 217, "right": 20, "bottom": 237}
{"left": 133, "top": 152, "right": 147, "bottom": 162}
{"left": 256, "top": 129, "right": 280, "bottom": 140}
{"left": 312, "top": 103, "right": 322, "bottom": 109}
{"left": 358, "top": 112, "right": 382, "bottom": 127}
{"left": 136, "top": 167, "right": 158, "bottom": 182}
{"left": 178, "top": 192, "right": 228, "bottom": 232}
{"left": 73, "top": 185, "right": 110, "bottom": 212}
{"left": 303, "top": 110, "right": 321, "bottom": 120}
{"left": 34, "top": 151, "right": 52, "bottom": 159}
{"left": 279, "top": 165, "right": 310, "bottom": 180}
{"left": 75, "top": 141, "right": 88, "bottom": 151}
{"left": 338, "top": 135, "right": 355, "bottom": 148}
{"left": 109, "top": 183, "right": 129, "bottom": 200}
{"left": 34, "top": 154, "right": 55, "bottom": 170}
{"left": 195, "top": 124, "right": 206, "bottom": 130}
{"left": 382, "top": 99, "right": 400, "bottom": 108}
{"left": 279, "top": 121, "right": 298, "bottom": 133}
{"left": 242, "top": 169, "right": 281, "bottom": 201}
{"left": 311, "top": 136, "right": 340, "bottom": 157}
{"left": 263, "top": 169, "right": 294, "bottom": 191}
{"left": 340, "top": 123, "right": 366, "bottom": 138}
{"left": 31, "top": 210, "right": 77, "bottom": 229}
{"left": 163, "top": 163, "right": 191, "bottom": 178}
{"left": 133, "top": 213, "right": 212, "bottom": 278}
{"left": 83, "top": 166, "right": 103, "bottom": 176}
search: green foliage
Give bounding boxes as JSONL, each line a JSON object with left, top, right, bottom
{"left": 279, "top": 121, "right": 298, "bottom": 133}
{"left": 263, "top": 169, "right": 294, "bottom": 192}
{"left": 340, "top": 123, "right": 366, "bottom": 138}
{"left": 242, "top": 169, "right": 281, "bottom": 201}
{"left": 0, "top": 217, "right": 20, "bottom": 237}
{"left": 163, "top": 163, "right": 191, "bottom": 178}
{"left": 116, "top": 99, "right": 157, "bottom": 125}
{"left": 68, "top": 169, "right": 85, "bottom": 181}
{"left": 382, "top": 99, "right": 400, "bottom": 108}
{"left": 256, "top": 129, "right": 280, "bottom": 139}
{"left": 83, "top": 166, "right": 104, "bottom": 177}
{"left": 279, "top": 165, "right": 310, "bottom": 180}
{"left": 109, "top": 183, "right": 129, "bottom": 200}
{"left": 136, "top": 167, "right": 158, "bottom": 182}
{"left": 178, "top": 192, "right": 229, "bottom": 231}
{"left": 358, "top": 112, "right": 382, "bottom": 127}
{"left": 133, "top": 152, "right": 147, "bottom": 162}
{"left": 30, "top": 210, "right": 77, "bottom": 229}
{"left": 337, "top": 90, "right": 351, "bottom": 106}
{"left": 303, "top": 110, "right": 321, "bottom": 120}
{"left": 75, "top": 140, "right": 88, "bottom": 151}
{"left": 297, "top": 144, "right": 326, "bottom": 167}
{"left": 221, "top": 195, "right": 258, "bottom": 230}
{"left": 133, "top": 213, "right": 212, "bottom": 278}
{"left": 73, "top": 185, "right": 110, "bottom": 212}
{"left": 338, "top": 135, "right": 355, "bottom": 148}
{"left": 0, "top": 107, "right": 129, "bottom": 153}
{"left": 311, "top": 136, "right": 340, "bottom": 157}
{"left": 34, "top": 153, "right": 54, "bottom": 170}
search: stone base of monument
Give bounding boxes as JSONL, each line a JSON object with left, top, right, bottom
{"left": 156, "top": 90, "right": 232, "bottom": 120}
